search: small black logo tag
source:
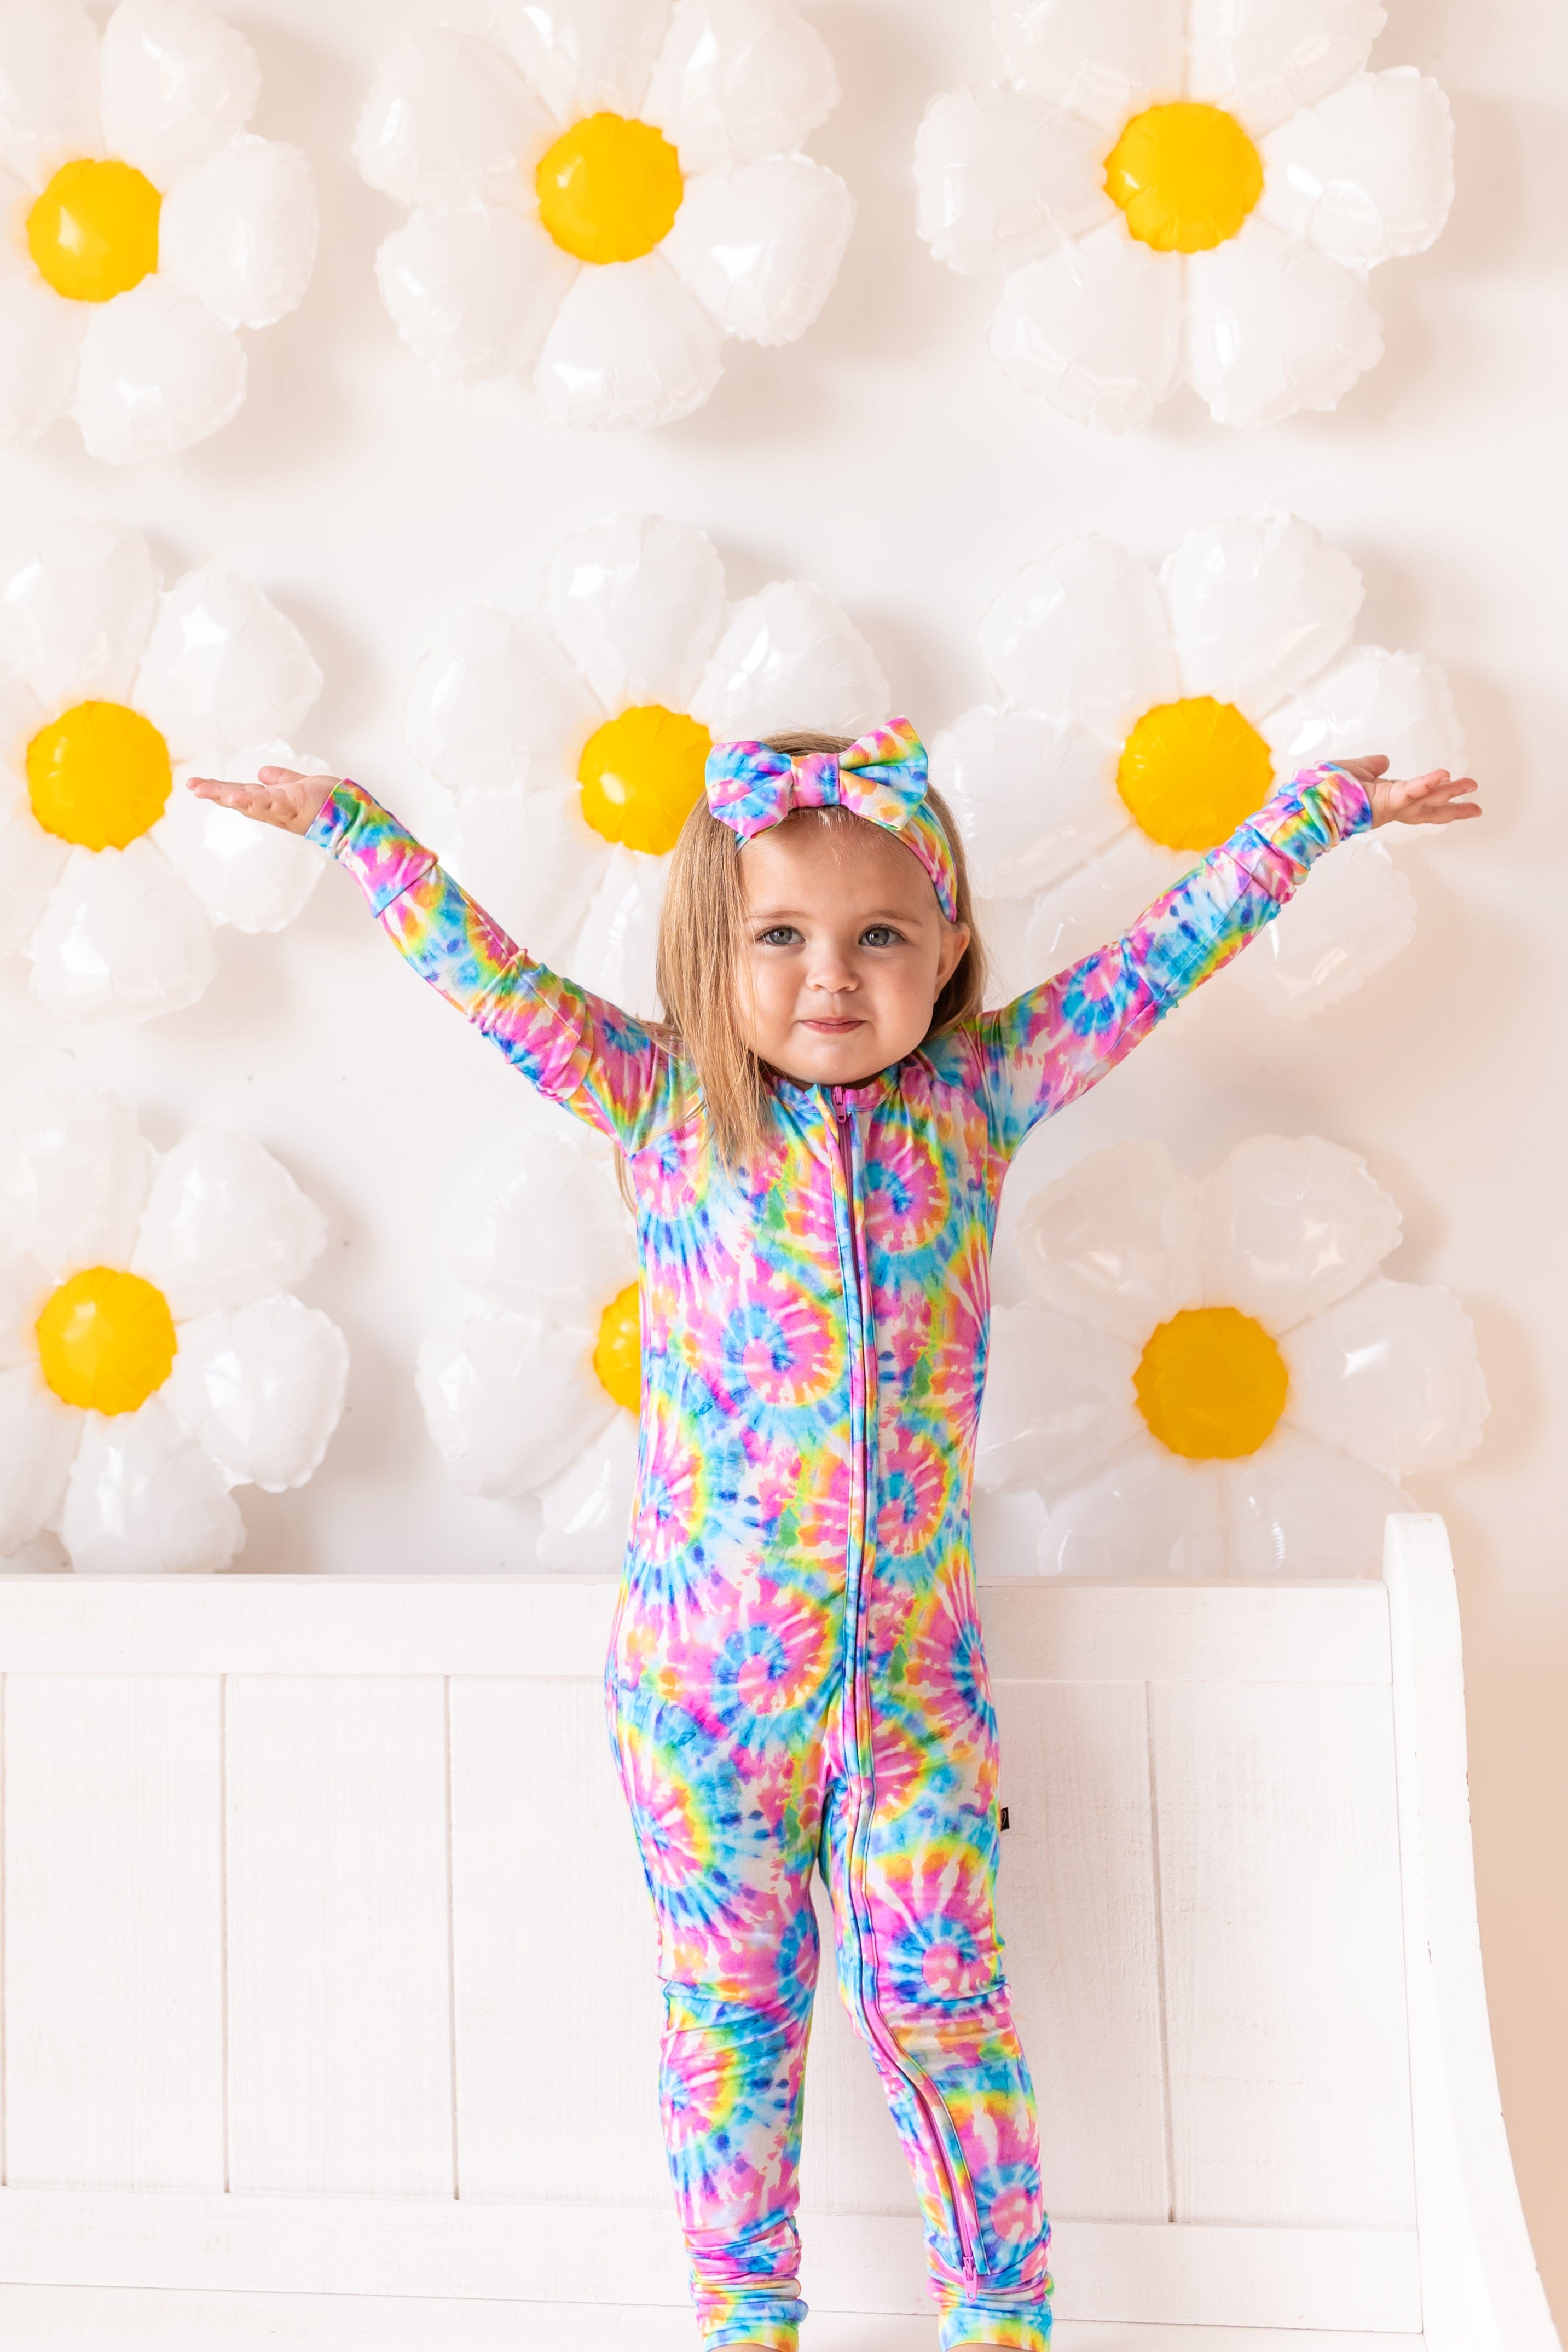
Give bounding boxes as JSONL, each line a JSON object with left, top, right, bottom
{"left": 999, "top": 1806, "right": 1010, "bottom": 1831}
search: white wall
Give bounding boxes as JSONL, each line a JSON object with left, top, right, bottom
{"left": 1, "top": 0, "right": 1563, "bottom": 2322}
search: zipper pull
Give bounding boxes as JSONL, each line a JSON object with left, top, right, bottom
{"left": 962, "top": 2252, "right": 979, "bottom": 2289}
{"left": 831, "top": 1085, "right": 847, "bottom": 1122}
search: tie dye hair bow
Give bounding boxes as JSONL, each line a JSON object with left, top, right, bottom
{"left": 704, "top": 717, "right": 959, "bottom": 922}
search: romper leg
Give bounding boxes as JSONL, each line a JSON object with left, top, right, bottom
{"left": 824, "top": 1572, "right": 1054, "bottom": 2351}
{"left": 611, "top": 1683, "right": 826, "bottom": 2352}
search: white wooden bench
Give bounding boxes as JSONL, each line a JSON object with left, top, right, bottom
{"left": 0, "top": 1516, "right": 1554, "bottom": 2352}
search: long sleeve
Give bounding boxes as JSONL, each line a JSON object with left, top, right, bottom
{"left": 974, "top": 763, "right": 1373, "bottom": 1156}
{"left": 308, "top": 779, "right": 681, "bottom": 1153}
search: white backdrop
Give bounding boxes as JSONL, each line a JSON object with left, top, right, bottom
{"left": 0, "top": 0, "right": 1563, "bottom": 2320}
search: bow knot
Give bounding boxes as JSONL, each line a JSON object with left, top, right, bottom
{"left": 704, "top": 717, "right": 957, "bottom": 920}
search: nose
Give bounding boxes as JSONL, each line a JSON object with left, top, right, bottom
{"left": 806, "top": 946, "right": 859, "bottom": 997}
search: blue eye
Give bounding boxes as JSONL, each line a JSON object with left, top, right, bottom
{"left": 861, "top": 926, "right": 901, "bottom": 948}
{"left": 759, "top": 926, "right": 799, "bottom": 946}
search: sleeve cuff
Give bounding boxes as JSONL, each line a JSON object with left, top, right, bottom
{"left": 305, "top": 777, "right": 363, "bottom": 853}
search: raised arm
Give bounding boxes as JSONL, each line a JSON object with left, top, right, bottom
{"left": 189, "top": 767, "right": 678, "bottom": 1153}
{"left": 975, "top": 759, "right": 1469, "bottom": 1155}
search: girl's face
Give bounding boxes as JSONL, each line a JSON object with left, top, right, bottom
{"left": 737, "top": 812, "right": 970, "bottom": 1088}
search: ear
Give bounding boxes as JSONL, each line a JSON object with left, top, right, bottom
{"left": 935, "top": 920, "right": 971, "bottom": 990}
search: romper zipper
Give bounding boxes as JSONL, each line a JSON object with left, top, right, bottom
{"left": 826, "top": 1087, "right": 984, "bottom": 2291}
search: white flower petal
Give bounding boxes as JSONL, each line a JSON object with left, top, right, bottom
{"left": 1161, "top": 508, "right": 1363, "bottom": 719}
{"left": 1262, "top": 644, "right": 1466, "bottom": 777}
{"left": 932, "top": 706, "right": 1119, "bottom": 899}
{"left": 444, "top": 785, "right": 605, "bottom": 970}
{"left": 134, "top": 560, "right": 321, "bottom": 759}
{"left": 163, "top": 1295, "right": 348, "bottom": 1492}
{"left": 1188, "top": 0, "right": 1384, "bottom": 137}
{"left": 976, "top": 1298, "right": 1139, "bottom": 1496}
{"left": 1226, "top": 833, "right": 1415, "bottom": 1016}
{"left": 1185, "top": 216, "right": 1382, "bottom": 427}
{"left": 441, "top": 1116, "right": 633, "bottom": 1315}
{"left": 1039, "top": 1439, "right": 1230, "bottom": 1580}
{"left": 981, "top": 534, "right": 1176, "bottom": 738}
{"left": 1260, "top": 69, "right": 1453, "bottom": 269}
{"left": 27, "top": 839, "right": 216, "bottom": 1022}
{"left": 992, "top": 222, "right": 1182, "bottom": 433}
{"left": 569, "top": 839, "right": 664, "bottom": 1017}
{"left": 1223, "top": 1425, "right": 1405, "bottom": 1580}
{"left": 375, "top": 205, "right": 578, "bottom": 388}
{"left": 537, "top": 1411, "right": 639, "bottom": 1570}
{"left": 416, "top": 1309, "right": 615, "bottom": 1499}
{"left": 131, "top": 1129, "right": 327, "bottom": 1320}
{"left": 1199, "top": 1133, "right": 1401, "bottom": 1332}
{"left": 406, "top": 606, "right": 600, "bottom": 797}
{"left": 488, "top": 0, "right": 672, "bottom": 120}
{"left": 355, "top": 30, "right": 556, "bottom": 211}
{"left": 1, "top": 515, "right": 158, "bottom": 709}
{"left": 0, "top": 1091, "right": 152, "bottom": 1274}
{"left": 72, "top": 276, "right": 245, "bottom": 462}
{"left": 970, "top": 1482, "right": 1048, "bottom": 1578}
{"left": 1283, "top": 1279, "right": 1489, "bottom": 1476}
{"left": 99, "top": 0, "right": 259, "bottom": 188}
{"left": 57, "top": 1393, "right": 244, "bottom": 1573}
{"left": 0, "top": 1247, "right": 50, "bottom": 1363}
{"left": 1023, "top": 824, "right": 1190, "bottom": 986}
{"left": 0, "top": 795, "right": 70, "bottom": 957}
{"left": 156, "top": 744, "right": 327, "bottom": 932}
{"left": 536, "top": 250, "right": 725, "bottom": 428}
{"left": 915, "top": 86, "right": 1113, "bottom": 276}
{"left": 158, "top": 134, "right": 317, "bottom": 327}
{"left": 0, "top": 273, "right": 84, "bottom": 446}
{"left": 663, "top": 154, "right": 852, "bottom": 344}
{"left": 0, "top": 1363, "right": 78, "bottom": 1552}
{"left": 545, "top": 512, "right": 726, "bottom": 712}
{"left": 693, "top": 579, "right": 887, "bottom": 739}
{"left": 0, "top": 0, "right": 100, "bottom": 186}
{"left": 994, "top": 0, "right": 1182, "bottom": 133}
{"left": 646, "top": 0, "right": 837, "bottom": 174}
{"left": 1016, "top": 1139, "right": 1202, "bottom": 1345}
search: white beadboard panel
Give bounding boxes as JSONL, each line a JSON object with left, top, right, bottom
{"left": 1152, "top": 1681, "right": 1416, "bottom": 2230}
{"left": 0, "top": 2188, "right": 1421, "bottom": 2330}
{"left": 981, "top": 1584, "right": 1391, "bottom": 1688}
{"left": 0, "top": 1579, "right": 1388, "bottom": 1685}
{"left": 224, "top": 1678, "right": 453, "bottom": 2195}
{"left": 993, "top": 1682, "right": 1169, "bottom": 2222}
{"left": 448, "top": 1677, "right": 667, "bottom": 2205}
{"left": 799, "top": 1876, "right": 919, "bottom": 2217}
{"left": 2, "top": 1675, "right": 224, "bottom": 2191}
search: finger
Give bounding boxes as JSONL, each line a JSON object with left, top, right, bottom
{"left": 257, "top": 764, "right": 309, "bottom": 785}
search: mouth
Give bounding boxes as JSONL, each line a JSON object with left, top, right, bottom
{"left": 800, "top": 1018, "right": 866, "bottom": 1035}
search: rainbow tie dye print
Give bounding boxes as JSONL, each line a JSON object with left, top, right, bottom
{"left": 309, "top": 763, "right": 1370, "bottom": 2352}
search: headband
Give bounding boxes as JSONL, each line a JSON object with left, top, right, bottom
{"left": 703, "top": 716, "right": 958, "bottom": 923}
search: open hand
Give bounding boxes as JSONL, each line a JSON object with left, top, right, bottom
{"left": 186, "top": 764, "right": 338, "bottom": 836}
{"left": 1335, "top": 755, "right": 1482, "bottom": 829}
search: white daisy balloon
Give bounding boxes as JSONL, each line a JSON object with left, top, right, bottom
{"left": 915, "top": 0, "right": 1453, "bottom": 430}
{"left": 0, "top": 1093, "right": 348, "bottom": 1573}
{"left": 0, "top": 516, "right": 328, "bottom": 1022}
{"left": 407, "top": 508, "right": 889, "bottom": 1017}
{"left": 933, "top": 509, "right": 1465, "bottom": 1016}
{"left": 977, "top": 1135, "right": 1487, "bottom": 1581}
{"left": 416, "top": 1108, "right": 640, "bottom": 1571}
{"left": 355, "top": 0, "right": 853, "bottom": 427}
{"left": 0, "top": 0, "right": 317, "bottom": 463}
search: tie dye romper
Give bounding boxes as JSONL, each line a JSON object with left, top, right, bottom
{"left": 308, "top": 762, "right": 1370, "bottom": 2352}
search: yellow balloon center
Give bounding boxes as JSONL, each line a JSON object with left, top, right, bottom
{"left": 36, "top": 1267, "right": 178, "bottom": 1417}
{"left": 27, "top": 157, "right": 162, "bottom": 302}
{"left": 593, "top": 1281, "right": 643, "bottom": 1413}
{"left": 27, "top": 700, "right": 174, "bottom": 852}
{"left": 1104, "top": 102, "right": 1263, "bottom": 253}
{"left": 578, "top": 704, "right": 713, "bottom": 856}
{"left": 1134, "top": 1306, "right": 1288, "bottom": 1461}
{"left": 536, "top": 112, "right": 684, "bottom": 264}
{"left": 1115, "top": 696, "right": 1275, "bottom": 852}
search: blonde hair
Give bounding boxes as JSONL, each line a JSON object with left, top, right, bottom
{"left": 656, "top": 731, "right": 986, "bottom": 1163}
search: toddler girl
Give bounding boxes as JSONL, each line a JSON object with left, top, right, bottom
{"left": 192, "top": 727, "right": 1477, "bottom": 2352}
